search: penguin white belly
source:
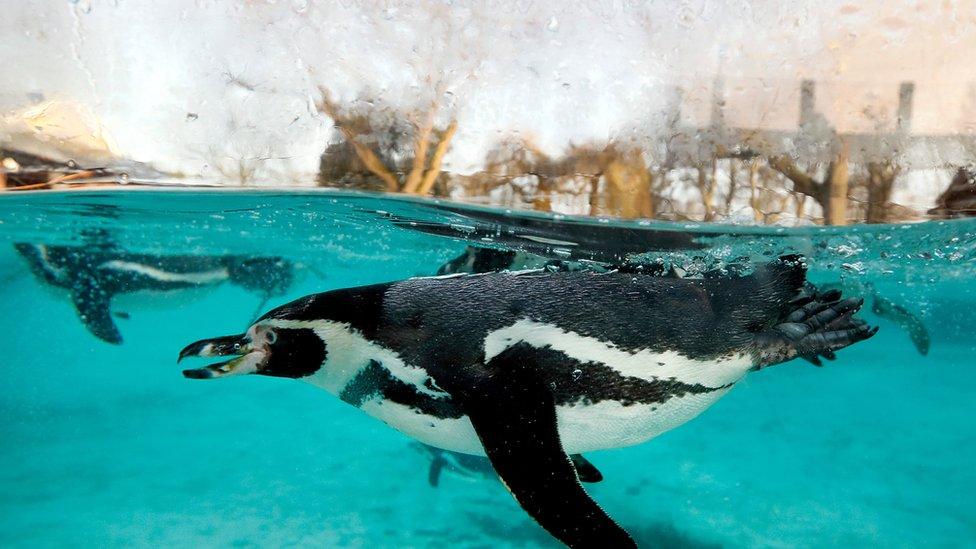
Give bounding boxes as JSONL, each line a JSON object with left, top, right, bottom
{"left": 300, "top": 320, "right": 753, "bottom": 455}
{"left": 357, "top": 386, "right": 735, "bottom": 456}
{"left": 554, "top": 388, "right": 734, "bottom": 454}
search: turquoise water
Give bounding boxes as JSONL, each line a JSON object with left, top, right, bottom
{"left": 1, "top": 189, "right": 974, "bottom": 547}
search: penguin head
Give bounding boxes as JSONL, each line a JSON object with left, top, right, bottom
{"left": 178, "top": 321, "right": 325, "bottom": 380}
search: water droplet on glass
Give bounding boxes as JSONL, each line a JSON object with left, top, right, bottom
{"left": 69, "top": 0, "right": 92, "bottom": 13}
{"left": 547, "top": 16, "right": 559, "bottom": 32}
{"left": 117, "top": 173, "right": 130, "bottom": 185}
{"left": 572, "top": 369, "right": 582, "bottom": 381}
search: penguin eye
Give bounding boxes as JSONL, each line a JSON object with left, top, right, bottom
{"left": 266, "top": 329, "right": 278, "bottom": 345}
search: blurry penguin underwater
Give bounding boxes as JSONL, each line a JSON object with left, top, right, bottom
{"left": 2, "top": 191, "right": 973, "bottom": 548}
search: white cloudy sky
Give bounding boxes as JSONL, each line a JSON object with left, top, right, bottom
{"left": 1, "top": 0, "right": 974, "bottom": 182}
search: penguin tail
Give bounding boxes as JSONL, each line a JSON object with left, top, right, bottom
{"left": 755, "top": 283, "right": 879, "bottom": 368}
{"left": 720, "top": 254, "right": 808, "bottom": 326}
{"left": 756, "top": 253, "right": 808, "bottom": 302}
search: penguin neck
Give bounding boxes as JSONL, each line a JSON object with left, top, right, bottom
{"left": 271, "top": 319, "right": 444, "bottom": 403}
{"left": 257, "top": 319, "right": 352, "bottom": 395}
{"left": 263, "top": 320, "right": 384, "bottom": 396}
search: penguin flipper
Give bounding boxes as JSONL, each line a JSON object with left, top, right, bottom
{"left": 570, "top": 454, "right": 603, "bottom": 483}
{"left": 456, "top": 350, "right": 635, "bottom": 548}
{"left": 871, "top": 293, "right": 930, "bottom": 355}
{"left": 427, "top": 456, "right": 445, "bottom": 488}
{"left": 71, "top": 279, "right": 123, "bottom": 344}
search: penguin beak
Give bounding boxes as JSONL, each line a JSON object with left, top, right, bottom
{"left": 177, "top": 334, "right": 268, "bottom": 379}
{"left": 178, "top": 335, "right": 246, "bottom": 361}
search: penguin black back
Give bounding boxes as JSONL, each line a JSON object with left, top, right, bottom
{"left": 261, "top": 256, "right": 806, "bottom": 370}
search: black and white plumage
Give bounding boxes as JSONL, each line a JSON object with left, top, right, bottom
{"left": 15, "top": 243, "right": 293, "bottom": 344}
{"left": 178, "top": 255, "right": 876, "bottom": 548}
{"left": 442, "top": 245, "right": 931, "bottom": 356}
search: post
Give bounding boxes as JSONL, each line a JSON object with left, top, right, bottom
{"left": 749, "top": 160, "right": 762, "bottom": 223}
{"left": 897, "top": 82, "right": 914, "bottom": 133}
{"left": 710, "top": 75, "right": 726, "bottom": 130}
{"left": 824, "top": 141, "right": 850, "bottom": 226}
{"left": 799, "top": 80, "right": 816, "bottom": 127}
{"left": 666, "top": 86, "right": 684, "bottom": 129}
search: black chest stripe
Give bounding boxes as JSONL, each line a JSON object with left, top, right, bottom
{"left": 339, "top": 346, "right": 730, "bottom": 421}
{"left": 339, "top": 360, "right": 464, "bottom": 419}
{"left": 496, "top": 343, "right": 733, "bottom": 408}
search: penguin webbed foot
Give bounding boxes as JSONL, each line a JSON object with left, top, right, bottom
{"left": 766, "top": 289, "right": 878, "bottom": 367}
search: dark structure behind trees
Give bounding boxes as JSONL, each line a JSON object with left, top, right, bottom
{"left": 929, "top": 167, "right": 976, "bottom": 218}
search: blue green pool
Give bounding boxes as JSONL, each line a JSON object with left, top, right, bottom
{"left": 1, "top": 189, "right": 974, "bottom": 547}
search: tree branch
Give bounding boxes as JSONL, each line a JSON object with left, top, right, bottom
{"left": 417, "top": 119, "right": 458, "bottom": 195}
{"left": 315, "top": 87, "right": 400, "bottom": 192}
{"left": 402, "top": 107, "right": 436, "bottom": 194}
{"left": 768, "top": 154, "right": 823, "bottom": 201}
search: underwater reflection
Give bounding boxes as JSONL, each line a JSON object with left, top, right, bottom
{"left": 378, "top": 201, "right": 706, "bottom": 263}
{"left": 14, "top": 240, "right": 293, "bottom": 344}
{"left": 415, "top": 442, "right": 602, "bottom": 488}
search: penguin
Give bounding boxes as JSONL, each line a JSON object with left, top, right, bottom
{"left": 15, "top": 242, "right": 293, "bottom": 344}
{"left": 178, "top": 254, "right": 876, "bottom": 548}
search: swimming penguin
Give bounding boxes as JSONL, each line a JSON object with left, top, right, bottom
{"left": 15, "top": 243, "right": 293, "bottom": 344}
{"left": 178, "top": 255, "right": 876, "bottom": 548}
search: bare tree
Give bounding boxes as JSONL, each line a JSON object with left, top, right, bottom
{"left": 603, "top": 148, "right": 653, "bottom": 218}
{"left": 864, "top": 161, "right": 900, "bottom": 223}
{"left": 768, "top": 140, "right": 850, "bottom": 225}
{"left": 315, "top": 88, "right": 458, "bottom": 195}
{"left": 316, "top": 91, "right": 400, "bottom": 192}
{"left": 693, "top": 162, "right": 717, "bottom": 221}
{"left": 312, "top": 3, "right": 490, "bottom": 196}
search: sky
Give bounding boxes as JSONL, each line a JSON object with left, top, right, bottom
{"left": 1, "top": 0, "right": 974, "bottom": 182}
